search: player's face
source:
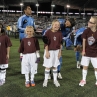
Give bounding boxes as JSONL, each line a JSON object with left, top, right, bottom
{"left": 88, "top": 17, "right": 96, "bottom": 28}
{"left": 25, "top": 6, "right": 32, "bottom": 16}
{"left": 25, "top": 28, "right": 34, "bottom": 37}
{"left": 65, "top": 20, "right": 71, "bottom": 27}
{"left": 52, "top": 22, "right": 60, "bottom": 32}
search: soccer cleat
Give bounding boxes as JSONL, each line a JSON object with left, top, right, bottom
{"left": 43, "top": 80, "right": 48, "bottom": 87}
{"left": 48, "top": 74, "right": 51, "bottom": 79}
{"left": 25, "top": 81, "right": 30, "bottom": 88}
{"left": 77, "top": 64, "right": 80, "bottom": 69}
{"left": 54, "top": 80, "right": 60, "bottom": 87}
{"left": 31, "top": 81, "right": 35, "bottom": 87}
{"left": 58, "top": 73, "right": 62, "bottom": 79}
{"left": 79, "top": 80, "right": 86, "bottom": 87}
{"left": 95, "top": 82, "right": 97, "bottom": 86}
{"left": 0, "top": 80, "right": 5, "bottom": 86}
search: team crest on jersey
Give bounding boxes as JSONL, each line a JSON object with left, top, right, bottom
{"left": 88, "top": 36, "right": 95, "bottom": 45}
{"left": 53, "top": 36, "right": 56, "bottom": 41}
{"left": 28, "top": 41, "right": 31, "bottom": 46}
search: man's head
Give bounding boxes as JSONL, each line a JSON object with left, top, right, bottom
{"left": 65, "top": 18, "right": 76, "bottom": 28}
{"left": 23, "top": 5, "right": 32, "bottom": 16}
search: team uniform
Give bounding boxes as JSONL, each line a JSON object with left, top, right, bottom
{"left": 0, "top": 35, "right": 12, "bottom": 86}
{"left": 79, "top": 28, "right": 97, "bottom": 86}
{"left": 17, "top": 15, "right": 35, "bottom": 41}
{"left": 43, "top": 29, "right": 62, "bottom": 87}
{"left": 18, "top": 37, "right": 40, "bottom": 87}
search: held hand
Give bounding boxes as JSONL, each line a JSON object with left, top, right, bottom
{"left": 45, "top": 51, "right": 50, "bottom": 59}
{"left": 35, "top": 57, "right": 40, "bottom": 63}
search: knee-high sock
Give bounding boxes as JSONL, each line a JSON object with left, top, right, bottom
{"left": 53, "top": 69, "right": 57, "bottom": 81}
{"left": 30, "top": 73, "right": 34, "bottom": 81}
{"left": 25, "top": 73, "right": 29, "bottom": 82}
{"left": 44, "top": 69, "right": 50, "bottom": 80}
{"left": 82, "top": 69, "right": 87, "bottom": 81}
{"left": 75, "top": 51, "right": 80, "bottom": 62}
{"left": 0, "top": 69, "right": 6, "bottom": 81}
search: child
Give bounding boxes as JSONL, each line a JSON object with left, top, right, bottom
{"left": 18, "top": 26, "right": 40, "bottom": 88}
{"left": 42, "top": 19, "right": 63, "bottom": 87}
{"left": 0, "top": 23, "right": 12, "bottom": 86}
{"left": 79, "top": 16, "right": 97, "bottom": 86}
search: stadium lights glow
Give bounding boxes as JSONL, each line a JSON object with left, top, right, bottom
{"left": 51, "top": 4, "right": 55, "bottom": 7}
{"left": 66, "top": 5, "right": 70, "bottom": 8}
{"left": 20, "top": 3, "right": 23, "bottom": 6}
{"left": 36, "top": 4, "right": 39, "bottom": 7}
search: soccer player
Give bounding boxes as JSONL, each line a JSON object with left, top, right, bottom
{"left": 0, "top": 23, "right": 12, "bottom": 86}
{"left": 17, "top": 5, "right": 35, "bottom": 60}
{"left": 42, "top": 19, "right": 63, "bottom": 87}
{"left": 79, "top": 16, "right": 97, "bottom": 86}
{"left": 18, "top": 26, "right": 40, "bottom": 87}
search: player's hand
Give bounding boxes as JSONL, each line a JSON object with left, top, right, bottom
{"left": 58, "top": 52, "right": 61, "bottom": 59}
{"left": 6, "top": 54, "right": 9, "bottom": 59}
{"left": 45, "top": 51, "right": 50, "bottom": 59}
{"left": 35, "top": 57, "right": 40, "bottom": 63}
{"left": 82, "top": 51, "right": 86, "bottom": 56}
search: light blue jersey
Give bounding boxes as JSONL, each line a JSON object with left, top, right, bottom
{"left": 17, "top": 15, "right": 35, "bottom": 40}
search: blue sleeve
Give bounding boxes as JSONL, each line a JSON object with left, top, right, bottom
{"left": 17, "top": 16, "right": 25, "bottom": 33}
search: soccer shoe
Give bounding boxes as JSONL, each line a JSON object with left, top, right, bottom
{"left": 43, "top": 80, "right": 48, "bottom": 87}
{"left": 31, "top": 81, "right": 35, "bottom": 87}
{"left": 35, "top": 57, "right": 40, "bottom": 63}
{"left": 58, "top": 73, "right": 62, "bottom": 79}
{"left": 77, "top": 64, "right": 80, "bottom": 69}
{"left": 48, "top": 74, "right": 51, "bottom": 79}
{"left": 25, "top": 81, "right": 30, "bottom": 88}
{"left": 95, "top": 82, "right": 97, "bottom": 86}
{"left": 0, "top": 80, "right": 5, "bottom": 86}
{"left": 79, "top": 80, "right": 86, "bottom": 87}
{"left": 54, "top": 80, "right": 60, "bottom": 87}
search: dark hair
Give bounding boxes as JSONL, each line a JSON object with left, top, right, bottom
{"left": 23, "top": 5, "right": 30, "bottom": 12}
{"left": 68, "top": 18, "right": 76, "bottom": 27}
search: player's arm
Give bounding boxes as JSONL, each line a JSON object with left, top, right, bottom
{"left": 6, "top": 47, "right": 10, "bottom": 59}
{"left": 82, "top": 38, "right": 86, "bottom": 56}
{"left": 17, "top": 17, "right": 25, "bottom": 33}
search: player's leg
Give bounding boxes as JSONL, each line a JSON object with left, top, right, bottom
{"left": 43, "top": 67, "right": 50, "bottom": 87}
{"left": 57, "top": 56, "right": 62, "bottom": 79}
{"left": 91, "top": 58, "right": 97, "bottom": 86}
{"left": 79, "top": 56, "right": 89, "bottom": 86}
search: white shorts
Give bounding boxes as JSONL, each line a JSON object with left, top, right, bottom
{"left": 43, "top": 50, "right": 60, "bottom": 68}
{"left": 0, "top": 64, "right": 8, "bottom": 69}
{"left": 21, "top": 53, "right": 38, "bottom": 74}
{"left": 81, "top": 56, "right": 97, "bottom": 68}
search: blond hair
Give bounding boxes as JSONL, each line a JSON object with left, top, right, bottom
{"left": 51, "top": 19, "right": 60, "bottom": 30}
{"left": 25, "top": 26, "right": 34, "bottom": 33}
{"left": 91, "top": 16, "right": 97, "bottom": 29}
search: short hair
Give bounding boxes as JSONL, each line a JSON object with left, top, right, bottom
{"left": 68, "top": 18, "right": 76, "bottom": 27}
{"left": 23, "top": 5, "right": 30, "bottom": 12}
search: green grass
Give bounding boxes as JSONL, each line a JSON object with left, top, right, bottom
{"left": 0, "top": 37, "right": 97, "bottom": 97}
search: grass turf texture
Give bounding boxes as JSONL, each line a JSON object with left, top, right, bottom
{"left": 0, "top": 37, "right": 97, "bottom": 97}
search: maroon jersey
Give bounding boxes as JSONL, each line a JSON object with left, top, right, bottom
{"left": 18, "top": 37, "right": 40, "bottom": 54}
{"left": 44, "top": 30, "right": 62, "bottom": 50}
{"left": 0, "top": 35, "right": 12, "bottom": 64}
{"left": 82, "top": 28, "right": 97, "bottom": 57}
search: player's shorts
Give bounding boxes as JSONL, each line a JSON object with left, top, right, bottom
{"left": 21, "top": 53, "right": 38, "bottom": 74}
{"left": 81, "top": 56, "right": 97, "bottom": 68}
{"left": 43, "top": 49, "right": 60, "bottom": 68}
{"left": 0, "top": 64, "right": 8, "bottom": 69}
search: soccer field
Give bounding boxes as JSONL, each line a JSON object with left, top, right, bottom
{"left": 0, "top": 37, "right": 97, "bottom": 97}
